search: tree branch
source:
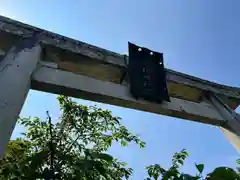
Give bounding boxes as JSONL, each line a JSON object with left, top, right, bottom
{"left": 47, "top": 111, "right": 55, "bottom": 180}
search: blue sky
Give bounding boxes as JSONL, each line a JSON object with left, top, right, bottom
{"left": 1, "top": 0, "right": 240, "bottom": 178}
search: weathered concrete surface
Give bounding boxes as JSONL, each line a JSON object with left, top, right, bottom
{"left": 0, "top": 15, "right": 240, "bottom": 107}
{"left": 221, "top": 128, "right": 240, "bottom": 152}
{"left": 0, "top": 40, "right": 41, "bottom": 159}
{"left": 32, "top": 63, "right": 226, "bottom": 126}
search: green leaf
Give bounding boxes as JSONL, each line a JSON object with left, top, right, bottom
{"left": 94, "top": 161, "right": 107, "bottom": 177}
{"left": 140, "top": 141, "right": 146, "bottom": 148}
{"left": 120, "top": 140, "right": 128, "bottom": 147}
{"left": 124, "top": 168, "right": 133, "bottom": 179}
{"left": 195, "top": 163, "right": 204, "bottom": 174}
{"left": 74, "top": 159, "right": 95, "bottom": 170}
{"left": 206, "top": 167, "right": 240, "bottom": 180}
{"left": 178, "top": 159, "right": 184, "bottom": 166}
{"left": 91, "top": 152, "right": 114, "bottom": 163}
{"left": 180, "top": 174, "right": 200, "bottom": 180}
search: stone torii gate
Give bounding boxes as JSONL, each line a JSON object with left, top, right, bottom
{"left": 1, "top": 15, "right": 240, "bottom": 159}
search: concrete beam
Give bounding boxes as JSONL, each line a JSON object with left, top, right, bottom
{"left": 0, "top": 15, "right": 240, "bottom": 103}
{"left": 220, "top": 128, "right": 240, "bottom": 152}
{"left": 0, "top": 39, "right": 41, "bottom": 159}
{"left": 31, "top": 63, "right": 226, "bottom": 126}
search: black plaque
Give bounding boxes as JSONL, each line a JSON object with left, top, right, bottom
{"left": 128, "top": 42, "right": 169, "bottom": 103}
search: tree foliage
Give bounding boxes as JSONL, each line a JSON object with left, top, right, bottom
{"left": 145, "top": 149, "right": 240, "bottom": 180}
{"left": 0, "top": 96, "right": 145, "bottom": 179}
{"left": 0, "top": 95, "right": 240, "bottom": 179}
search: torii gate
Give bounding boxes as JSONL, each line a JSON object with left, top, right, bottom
{"left": 1, "top": 15, "right": 240, "bottom": 159}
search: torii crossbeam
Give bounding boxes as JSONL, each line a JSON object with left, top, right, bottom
{"left": 1, "top": 15, "right": 240, "bottom": 159}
